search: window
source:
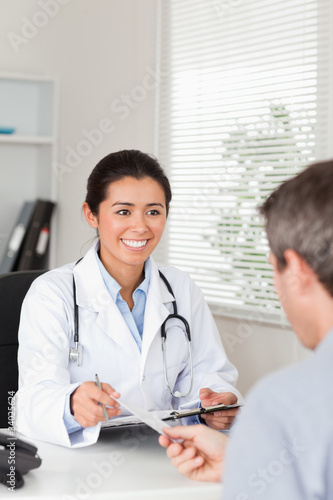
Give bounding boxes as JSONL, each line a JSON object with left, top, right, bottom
{"left": 156, "top": 0, "right": 332, "bottom": 323}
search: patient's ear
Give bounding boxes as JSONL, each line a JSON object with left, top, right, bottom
{"left": 283, "top": 249, "right": 315, "bottom": 291}
{"left": 82, "top": 202, "right": 98, "bottom": 228}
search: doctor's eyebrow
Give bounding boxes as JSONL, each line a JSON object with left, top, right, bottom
{"left": 112, "top": 202, "right": 165, "bottom": 208}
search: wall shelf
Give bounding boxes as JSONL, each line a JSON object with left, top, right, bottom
{"left": 0, "top": 135, "right": 54, "bottom": 145}
{"left": 0, "top": 73, "right": 58, "bottom": 268}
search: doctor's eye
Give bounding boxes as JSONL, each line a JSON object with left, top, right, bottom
{"left": 116, "top": 209, "right": 131, "bottom": 216}
{"left": 146, "top": 209, "right": 160, "bottom": 216}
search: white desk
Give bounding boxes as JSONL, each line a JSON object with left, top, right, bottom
{"left": 1, "top": 425, "right": 223, "bottom": 499}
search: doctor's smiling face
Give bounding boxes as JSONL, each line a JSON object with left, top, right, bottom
{"left": 83, "top": 175, "right": 167, "bottom": 275}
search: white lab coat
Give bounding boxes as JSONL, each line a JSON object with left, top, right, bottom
{"left": 16, "top": 244, "right": 243, "bottom": 447}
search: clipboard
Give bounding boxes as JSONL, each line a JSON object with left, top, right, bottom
{"left": 161, "top": 403, "right": 242, "bottom": 421}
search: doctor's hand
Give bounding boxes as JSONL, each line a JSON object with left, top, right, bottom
{"left": 159, "top": 424, "right": 228, "bottom": 482}
{"left": 199, "top": 388, "right": 239, "bottom": 430}
{"left": 70, "top": 382, "right": 122, "bottom": 428}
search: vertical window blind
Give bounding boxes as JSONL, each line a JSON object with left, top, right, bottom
{"left": 156, "top": 0, "right": 331, "bottom": 323}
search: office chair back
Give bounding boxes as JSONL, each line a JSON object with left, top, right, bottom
{"left": 0, "top": 271, "right": 45, "bottom": 428}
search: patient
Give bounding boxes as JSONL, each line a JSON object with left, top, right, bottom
{"left": 159, "top": 160, "right": 333, "bottom": 499}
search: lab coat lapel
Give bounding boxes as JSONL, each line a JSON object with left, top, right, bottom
{"left": 140, "top": 259, "right": 175, "bottom": 371}
{"left": 73, "top": 245, "right": 139, "bottom": 358}
{"left": 96, "top": 304, "right": 139, "bottom": 358}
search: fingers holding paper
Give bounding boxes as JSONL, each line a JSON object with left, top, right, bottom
{"left": 159, "top": 424, "right": 228, "bottom": 482}
{"left": 199, "top": 388, "right": 240, "bottom": 430}
{"left": 70, "top": 381, "right": 122, "bottom": 428}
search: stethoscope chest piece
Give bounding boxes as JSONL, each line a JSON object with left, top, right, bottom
{"left": 69, "top": 342, "right": 83, "bottom": 366}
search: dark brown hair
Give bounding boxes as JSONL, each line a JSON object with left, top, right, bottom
{"left": 85, "top": 150, "right": 172, "bottom": 215}
{"left": 259, "top": 160, "right": 333, "bottom": 296}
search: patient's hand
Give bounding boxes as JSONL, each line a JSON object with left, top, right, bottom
{"left": 159, "top": 424, "right": 229, "bottom": 482}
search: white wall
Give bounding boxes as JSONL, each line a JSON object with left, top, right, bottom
{"left": 0, "top": 0, "right": 158, "bottom": 265}
{"left": 213, "top": 314, "right": 311, "bottom": 396}
{"left": 0, "top": 0, "right": 313, "bottom": 397}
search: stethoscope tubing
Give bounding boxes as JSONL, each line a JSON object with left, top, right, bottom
{"left": 70, "top": 263, "right": 193, "bottom": 397}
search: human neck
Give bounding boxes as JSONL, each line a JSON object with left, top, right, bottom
{"left": 120, "top": 268, "right": 144, "bottom": 306}
{"left": 99, "top": 251, "right": 145, "bottom": 310}
{"left": 312, "top": 314, "right": 333, "bottom": 347}
{"left": 296, "top": 289, "right": 333, "bottom": 349}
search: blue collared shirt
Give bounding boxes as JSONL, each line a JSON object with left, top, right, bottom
{"left": 222, "top": 329, "right": 333, "bottom": 499}
{"left": 95, "top": 251, "right": 151, "bottom": 352}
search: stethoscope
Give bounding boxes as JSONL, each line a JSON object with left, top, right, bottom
{"left": 69, "top": 264, "right": 194, "bottom": 398}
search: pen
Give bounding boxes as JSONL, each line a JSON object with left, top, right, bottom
{"left": 95, "top": 373, "right": 109, "bottom": 422}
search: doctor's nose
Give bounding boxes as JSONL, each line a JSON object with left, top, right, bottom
{"left": 130, "top": 214, "right": 148, "bottom": 233}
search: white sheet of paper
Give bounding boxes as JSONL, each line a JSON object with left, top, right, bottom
{"left": 117, "top": 399, "right": 182, "bottom": 442}
{"left": 101, "top": 414, "right": 142, "bottom": 428}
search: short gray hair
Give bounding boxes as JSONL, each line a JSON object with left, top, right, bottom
{"left": 259, "top": 160, "right": 333, "bottom": 297}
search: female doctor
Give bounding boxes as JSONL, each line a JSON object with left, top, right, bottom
{"left": 16, "top": 150, "right": 243, "bottom": 448}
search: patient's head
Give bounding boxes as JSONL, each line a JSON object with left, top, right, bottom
{"left": 259, "top": 160, "right": 333, "bottom": 297}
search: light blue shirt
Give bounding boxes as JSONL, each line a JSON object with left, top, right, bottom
{"left": 222, "top": 328, "right": 333, "bottom": 500}
{"left": 63, "top": 250, "right": 151, "bottom": 433}
{"left": 95, "top": 252, "right": 151, "bottom": 352}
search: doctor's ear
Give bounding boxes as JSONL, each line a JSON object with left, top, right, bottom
{"left": 82, "top": 202, "right": 99, "bottom": 228}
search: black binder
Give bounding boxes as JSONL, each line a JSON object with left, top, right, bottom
{"left": 0, "top": 201, "right": 36, "bottom": 274}
{"left": 17, "top": 200, "right": 55, "bottom": 271}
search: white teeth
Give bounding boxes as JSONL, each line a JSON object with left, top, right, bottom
{"left": 122, "top": 239, "right": 147, "bottom": 248}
